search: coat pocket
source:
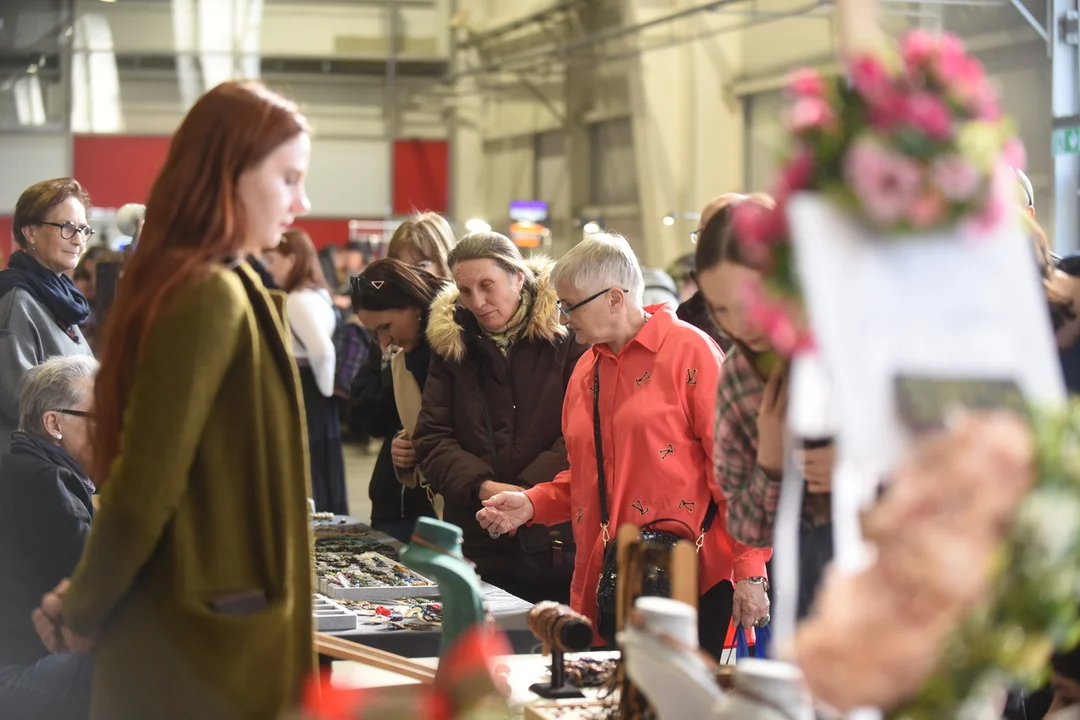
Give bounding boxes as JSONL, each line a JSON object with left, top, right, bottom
{"left": 206, "top": 589, "right": 268, "bottom": 616}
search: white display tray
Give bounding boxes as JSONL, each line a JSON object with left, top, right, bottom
{"left": 317, "top": 551, "right": 440, "bottom": 602}
{"left": 313, "top": 593, "right": 358, "bottom": 632}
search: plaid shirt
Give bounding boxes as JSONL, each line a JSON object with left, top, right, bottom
{"left": 714, "top": 346, "right": 829, "bottom": 547}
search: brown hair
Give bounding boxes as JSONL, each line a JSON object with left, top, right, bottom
{"left": 271, "top": 228, "right": 330, "bottom": 292}
{"left": 1028, "top": 214, "right": 1076, "bottom": 331}
{"left": 13, "top": 178, "right": 92, "bottom": 249}
{"left": 93, "top": 80, "right": 310, "bottom": 485}
{"left": 351, "top": 258, "right": 447, "bottom": 321}
{"left": 447, "top": 231, "right": 536, "bottom": 286}
{"left": 694, "top": 192, "right": 776, "bottom": 273}
{"left": 387, "top": 212, "right": 456, "bottom": 279}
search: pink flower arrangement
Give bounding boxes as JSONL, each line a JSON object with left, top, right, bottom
{"left": 903, "top": 92, "right": 954, "bottom": 140}
{"left": 788, "top": 95, "right": 835, "bottom": 134}
{"left": 733, "top": 30, "right": 1022, "bottom": 358}
{"left": 787, "top": 68, "right": 827, "bottom": 98}
{"left": 844, "top": 138, "right": 923, "bottom": 226}
{"left": 782, "top": 29, "right": 1016, "bottom": 235}
{"left": 931, "top": 155, "right": 981, "bottom": 201}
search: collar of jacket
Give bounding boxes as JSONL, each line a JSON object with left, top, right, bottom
{"left": 592, "top": 302, "right": 677, "bottom": 360}
{"left": 426, "top": 255, "right": 568, "bottom": 362}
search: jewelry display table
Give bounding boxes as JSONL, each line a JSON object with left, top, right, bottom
{"left": 313, "top": 518, "right": 536, "bottom": 657}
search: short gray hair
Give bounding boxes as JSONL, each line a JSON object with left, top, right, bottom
{"left": 550, "top": 232, "right": 644, "bottom": 307}
{"left": 19, "top": 355, "right": 99, "bottom": 436}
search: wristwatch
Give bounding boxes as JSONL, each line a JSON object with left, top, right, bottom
{"left": 741, "top": 576, "right": 769, "bottom": 592}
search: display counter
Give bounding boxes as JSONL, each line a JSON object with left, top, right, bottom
{"left": 313, "top": 517, "right": 536, "bottom": 657}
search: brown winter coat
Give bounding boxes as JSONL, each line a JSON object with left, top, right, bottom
{"left": 414, "top": 257, "right": 588, "bottom": 576}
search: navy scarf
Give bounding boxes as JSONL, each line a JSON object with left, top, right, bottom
{"left": 9, "top": 430, "right": 96, "bottom": 496}
{"left": 0, "top": 251, "right": 91, "bottom": 335}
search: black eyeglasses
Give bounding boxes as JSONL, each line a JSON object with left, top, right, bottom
{"left": 40, "top": 221, "right": 95, "bottom": 240}
{"left": 51, "top": 409, "right": 94, "bottom": 419}
{"left": 556, "top": 287, "right": 627, "bottom": 315}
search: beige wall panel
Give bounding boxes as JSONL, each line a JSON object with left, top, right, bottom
{"left": 0, "top": 135, "right": 70, "bottom": 214}
{"left": 479, "top": 135, "right": 535, "bottom": 232}
{"left": 90, "top": 0, "right": 444, "bottom": 58}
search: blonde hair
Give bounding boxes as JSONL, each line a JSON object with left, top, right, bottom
{"left": 447, "top": 232, "right": 537, "bottom": 286}
{"left": 387, "top": 212, "right": 456, "bottom": 279}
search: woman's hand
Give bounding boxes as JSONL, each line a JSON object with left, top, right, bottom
{"left": 731, "top": 578, "right": 771, "bottom": 629}
{"left": 478, "top": 480, "right": 520, "bottom": 502}
{"left": 476, "top": 492, "right": 535, "bottom": 537}
{"left": 795, "top": 443, "right": 835, "bottom": 494}
{"left": 391, "top": 432, "right": 417, "bottom": 469}
{"left": 756, "top": 366, "right": 789, "bottom": 477}
{"left": 33, "top": 579, "right": 96, "bottom": 654}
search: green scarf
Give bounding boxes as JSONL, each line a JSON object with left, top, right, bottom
{"left": 482, "top": 291, "right": 531, "bottom": 356}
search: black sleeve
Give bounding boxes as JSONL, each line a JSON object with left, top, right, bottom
{"left": 8, "top": 467, "right": 92, "bottom": 592}
{"left": 348, "top": 349, "right": 402, "bottom": 438}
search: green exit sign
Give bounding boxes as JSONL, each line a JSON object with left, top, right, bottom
{"left": 1053, "top": 126, "right": 1080, "bottom": 156}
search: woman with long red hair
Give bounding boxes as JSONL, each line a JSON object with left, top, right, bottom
{"left": 31, "top": 81, "right": 316, "bottom": 718}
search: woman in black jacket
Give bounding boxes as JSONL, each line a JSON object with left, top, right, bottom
{"left": 0, "top": 354, "right": 98, "bottom": 719}
{"left": 349, "top": 260, "right": 447, "bottom": 541}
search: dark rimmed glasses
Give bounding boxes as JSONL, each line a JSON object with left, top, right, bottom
{"left": 51, "top": 409, "right": 94, "bottom": 420}
{"left": 40, "top": 221, "right": 95, "bottom": 240}
{"left": 555, "top": 287, "right": 628, "bottom": 316}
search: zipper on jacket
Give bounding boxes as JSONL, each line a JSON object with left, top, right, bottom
{"left": 400, "top": 484, "right": 406, "bottom": 519}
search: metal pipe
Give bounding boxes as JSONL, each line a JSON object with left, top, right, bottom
{"left": 1008, "top": 0, "right": 1051, "bottom": 43}
{"left": 459, "top": 0, "right": 593, "bottom": 48}
{"left": 442, "top": 0, "right": 754, "bottom": 82}
{"left": 385, "top": 0, "right": 398, "bottom": 219}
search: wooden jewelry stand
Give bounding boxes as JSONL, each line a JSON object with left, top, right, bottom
{"left": 613, "top": 524, "right": 699, "bottom": 720}
{"left": 527, "top": 602, "right": 595, "bottom": 699}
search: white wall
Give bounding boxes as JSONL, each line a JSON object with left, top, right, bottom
{"left": 307, "top": 137, "right": 391, "bottom": 216}
{"left": 0, "top": 134, "right": 71, "bottom": 213}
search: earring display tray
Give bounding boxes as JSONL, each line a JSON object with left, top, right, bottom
{"left": 315, "top": 536, "right": 401, "bottom": 562}
{"left": 313, "top": 594, "right": 359, "bottom": 632}
{"left": 316, "top": 550, "right": 440, "bottom": 601}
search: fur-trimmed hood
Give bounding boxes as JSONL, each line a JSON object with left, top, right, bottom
{"left": 426, "top": 255, "right": 568, "bottom": 362}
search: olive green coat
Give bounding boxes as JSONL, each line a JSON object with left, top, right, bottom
{"left": 63, "top": 262, "right": 315, "bottom": 720}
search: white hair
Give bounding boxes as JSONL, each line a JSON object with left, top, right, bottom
{"left": 19, "top": 355, "right": 99, "bottom": 436}
{"left": 550, "top": 232, "right": 644, "bottom": 307}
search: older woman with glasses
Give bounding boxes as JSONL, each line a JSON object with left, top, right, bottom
{"left": 0, "top": 355, "right": 98, "bottom": 719}
{"left": 477, "top": 233, "right": 771, "bottom": 657}
{"left": 0, "top": 179, "right": 96, "bottom": 454}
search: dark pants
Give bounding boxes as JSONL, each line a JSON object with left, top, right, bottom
{"left": 0, "top": 653, "right": 93, "bottom": 720}
{"left": 300, "top": 367, "right": 349, "bottom": 516}
{"left": 765, "top": 522, "right": 835, "bottom": 619}
{"left": 798, "top": 522, "right": 834, "bottom": 619}
{"left": 698, "top": 579, "right": 735, "bottom": 660}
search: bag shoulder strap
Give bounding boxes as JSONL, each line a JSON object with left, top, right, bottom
{"left": 593, "top": 359, "right": 609, "bottom": 544}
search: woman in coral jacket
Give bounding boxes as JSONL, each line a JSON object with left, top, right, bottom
{"left": 477, "top": 233, "right": 771, "bottom": 658}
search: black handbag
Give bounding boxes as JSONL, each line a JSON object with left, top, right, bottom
{"left": 590, "top": 360, "right": 718, "bottom": 644}
{"left": 478, "top": 383, "right": 576, "bottom": 584}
